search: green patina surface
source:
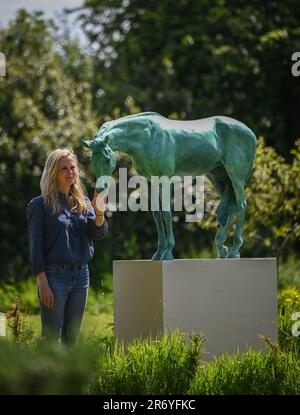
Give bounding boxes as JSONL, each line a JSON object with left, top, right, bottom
{"left": 83, "top": 112, "right": 256, "bottom": 259}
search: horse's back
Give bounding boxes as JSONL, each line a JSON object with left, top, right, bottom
{"left": 213, "top": 115, "right": 256, "bottom": 140}
{"left": 144, "top": 113, "right": 216, "bottom": 134}
{"left": 141, "top": 113, "right": 254, "bottom": 140}
{"left": 156, "top": 114, "right": 257, "bottom": 157}
{"left": 213, "top": 116, "right": 257, "bottom": 156}
{"left": 147, "top": 113, "right": 257, "bottom": 177}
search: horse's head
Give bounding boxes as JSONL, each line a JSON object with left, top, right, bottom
{"left": 83, "top": 133, "right": 117, "bottom": 192}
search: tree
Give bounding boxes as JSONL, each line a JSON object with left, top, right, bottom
{"left": 0, "top": 10, "right": 97, "bottom": 281}
{"left": 201, "top": 137, "right": 300, "bottom": 258}
{"left": 74, "top": 0, "right": 300, "bottom": 155}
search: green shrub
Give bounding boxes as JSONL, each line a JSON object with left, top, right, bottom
{"left": 0, "top": 267, "right": 299, "bottom": 395}
{"left": 0, "top": 338, "right": 103, "bottom": 394}
{"left": 0, "top": 278, "right": 39, "bottom": 314}
{"left": 0, "top": 277, "right": 113, "bottom": 315}
{"left": 86, "top": 287, "right": 113, "bottom": 314}
{"left": 278, "top": 255, "right": 300, "bottom": 289}
{"left": 95, "top": 331, "right": 205, "bottom": 395}
{"left": 189, "top": 348, "right": 300, "bottom": 395}
{"left": 278, "top": 287, "right": 300, "bottom": 355}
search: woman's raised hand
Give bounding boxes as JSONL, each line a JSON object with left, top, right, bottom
{"left": 91, "top": 190, "right": 108, "bottom": 216}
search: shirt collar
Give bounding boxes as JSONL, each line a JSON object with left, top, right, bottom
{"left": 58, "top": 191, "right": 67, "bottom": 199}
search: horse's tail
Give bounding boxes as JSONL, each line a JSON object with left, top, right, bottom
{"left": 216, "top": 179, "right": 236, "bottom": 227}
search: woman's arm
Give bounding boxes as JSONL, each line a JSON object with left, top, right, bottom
{"left": 86, "top": 194, "right": 109, "bottom": 240}
{"left": 95, "top": 213, "right": 105, "bottom": 227}
{"left": 27, "top": 197, "right": 54, "bottom": 308}
{"left": 27, "top": 196, "right": 46, "bottom": 275}
{"left": 37, "top": 272, "right": 54, "bottom": 309}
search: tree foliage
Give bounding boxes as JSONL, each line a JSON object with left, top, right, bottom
{"left": 0, "top": 4, "right": 300, "bottom": 283}
{"left": 201, "top": 137, "right": 300, "bottom": 258}
{"left": 0, "top": 10, "right": 97, "bottom": 281}
{"left": 75, "top": 0, "right": 300, "bottom": 155}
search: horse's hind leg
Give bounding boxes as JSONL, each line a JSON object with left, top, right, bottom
{"left": 226, "top": 177, "right": 247, "bottom": 258}
{"left": 215, "top": 183, "right": 236, "bottom": 258}
{"left": 207, "top": 172, "right": 234, "bottom": 258}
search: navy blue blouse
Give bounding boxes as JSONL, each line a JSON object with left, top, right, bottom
{"left": 27, "top": 192, "right": 108, "bottom": 275}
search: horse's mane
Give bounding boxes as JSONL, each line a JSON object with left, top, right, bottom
{"left": 104, "top": 112, "right": 163, "bottom": 127}
{"left": 120, "top": 112, "right": 162, "bottom": 120}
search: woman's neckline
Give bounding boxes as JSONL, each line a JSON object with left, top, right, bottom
{"left": 59, "top": 191, "right": 69, "bottom": 198}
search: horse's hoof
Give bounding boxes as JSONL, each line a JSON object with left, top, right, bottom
{"left": 218, "top": 246, "right": 228, "bottom": 258}
{"left": 151, "top": 251, "right": 164, "bottom": 260}
{"left": 227, "top": 251, "right": 240, "bottom": 259}
{"left": 160, "top": 249, "right": 174, "bottom": 260}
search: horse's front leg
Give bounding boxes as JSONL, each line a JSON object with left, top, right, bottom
{"left": 161, "top": 208, "right": 175, "bottom": 260}
{"left": 151, "top": 210, "right": 167, "bottom": 260}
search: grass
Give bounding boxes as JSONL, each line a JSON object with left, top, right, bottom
{"left": 95, "top": 331, "right": 205, "bottom": 395}
{"left": 0, "top": 338, "right": 103, "bottom": 394}
{"left": 1, "top": 311, "right": 299, "bottom": 395}
{"left": 278, "top": 254, "right": 300, "bottom": 289}
{"left": 189, "top": 347, "right": 300, "bottom": 395}
{"left": 0, "top": 253, "right": 298, "bottom": 315}
{"left": 4, "top": 311, "right": 113, "bottom": 344}
{"left": 0, "top": 255, "right": 299, "bottom": 395}
{"left": 0, "top": 279, "right": 113, "bottom": 316}
{"left": 0, "top": 289, "right": 298, "bottom": 395}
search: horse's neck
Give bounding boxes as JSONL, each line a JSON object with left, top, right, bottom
{"left": 109, "top": 121, "right": 147, "bottom": 157}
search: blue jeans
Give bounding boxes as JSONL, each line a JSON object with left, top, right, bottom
{"left": 39, "top": 264, "right": 89, "bottom": 345}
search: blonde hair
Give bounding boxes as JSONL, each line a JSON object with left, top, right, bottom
{"left": 40, "top": 148, "right": 89, "bottom": 215}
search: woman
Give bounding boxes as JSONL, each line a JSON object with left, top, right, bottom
{"left": 27, "top": 148, "right": 108, "bottom": 345}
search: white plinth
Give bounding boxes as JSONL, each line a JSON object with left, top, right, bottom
{"left": 113, "top": 259, "right": 278, "bottom": 358}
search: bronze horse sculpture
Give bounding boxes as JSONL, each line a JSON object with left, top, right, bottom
{"left": 83, "top": 112, "right": 256, "bottom": 259}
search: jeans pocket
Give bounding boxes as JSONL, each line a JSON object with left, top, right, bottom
{"left": 46, "top": 272, "right": 72, "bottom": 291}
{"left": 75, "top": 268, "right": 89, "bottom": 289}
{"left": 45, "top": 267, "right": 62, "bottom": 277}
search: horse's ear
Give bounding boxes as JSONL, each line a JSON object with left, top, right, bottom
{"left": 82, "top": 139, "right": 98, "bottom": 150}
{"left": 82, "top": 139, "right": 92, "bottom": 149}
{"left": 103, "top": 135, "right": 110, "bottom": 146}
{"left": 102, "top": 128, "right": 122, "bottom": 145}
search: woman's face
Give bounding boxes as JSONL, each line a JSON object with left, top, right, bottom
{"left": 56, "top": 155, "right": 77, "bottom": 190}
